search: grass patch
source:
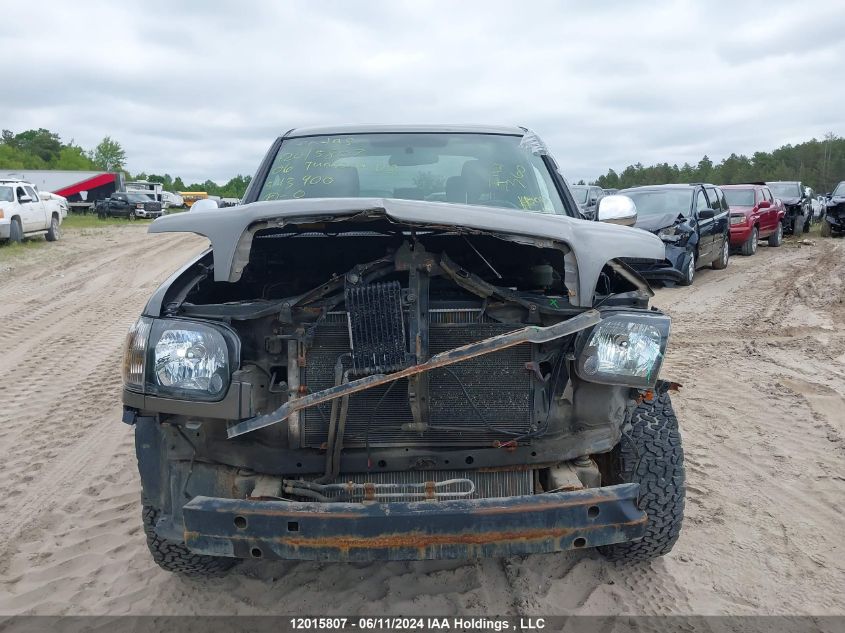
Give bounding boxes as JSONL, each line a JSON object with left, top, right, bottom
{"left": 0, "top": 238, "right": 46, "bottom": 257}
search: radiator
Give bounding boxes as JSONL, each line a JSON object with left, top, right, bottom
{"left": 302, "top": 310, "right": 533, "bottom": 447}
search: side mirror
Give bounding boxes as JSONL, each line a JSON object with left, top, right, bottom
{"left": 18, "top": 194, "right": 32, "bottom": 203}
{"left": 698, "top": 209, "right": 716, "bottom": 220}
{"left": 758, "top": 200, "right": 771, "bottom": 209}
{"left": 597, "top": 195, "right": 637, "bottom": 226}
{"left": 190, "top": 198, "right": 219, "bottom": 212}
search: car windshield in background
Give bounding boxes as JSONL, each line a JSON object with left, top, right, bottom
{"left": 722, "top": 189, "right": 755, "bottom": 206}
{"left": 622, "top": 189, "right": 692, "bottom": 217}
{"left": 769, "top": 183, "right": 801, "bottom": 198}
{"left": 257, "top": 133, "right": 566, "bottom": 214}
{"left": 0, "top": 186, "right": 13, "bottom": 202}
{"left": 570, "top": 185, "right": 589, "bottom": 204}
{"left": 833, "top": 183, "right": 845, "bottom": 197}
{"left": 126, "top": 193, "right": 152, "bottom": 203}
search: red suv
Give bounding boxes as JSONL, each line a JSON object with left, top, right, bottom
{"left": 721, "top": 184, "right": 785, "bottom": 255}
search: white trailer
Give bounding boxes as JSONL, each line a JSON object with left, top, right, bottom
{"left": 0, "top": 169, "right": 125, "bottom": 213}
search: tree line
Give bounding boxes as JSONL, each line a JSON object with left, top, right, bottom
{"left": 590, "top": 133, "right": 845, "bottom": 194}
{"left": 6, "top": 127, "right": 843, "bottom": 200}
{"left": 0, "top": 128, "right": 251, "bottom": 198}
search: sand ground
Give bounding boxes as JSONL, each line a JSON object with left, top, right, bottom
{"left": 0, "top": 223, "right": 843, "bottom": 616}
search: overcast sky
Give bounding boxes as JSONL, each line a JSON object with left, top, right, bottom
{"left": 2, "top": 0, "right": 843, "bottom": 184}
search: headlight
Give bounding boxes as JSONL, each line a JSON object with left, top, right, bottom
{"left": 657, "top": 227, "right": 680, "bottom": 243}
{"left": 122, "top": 317, "right": 238, "bottom": 401}
{"left": 730, "top": 214, "right": 746, "bottom": 225}
{"left": 575, "top": 312, "right": 670, "bottom": 388}
{"left": 136, "top": 203, "right": 145, "bottom": 209}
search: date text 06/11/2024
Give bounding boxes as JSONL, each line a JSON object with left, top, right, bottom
{"left": 288, "top": 617, "right": 547, "bottom": 631}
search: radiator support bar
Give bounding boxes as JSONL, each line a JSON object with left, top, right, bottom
{"left": 227, "top": 309, "right": 600, "bottom": 438}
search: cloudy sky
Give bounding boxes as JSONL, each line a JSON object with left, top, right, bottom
{"left": 2, "top": 0, "right": 843, "bottom": 184}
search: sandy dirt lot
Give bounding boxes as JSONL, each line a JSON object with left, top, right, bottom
{"left": 0, "top": 224, "right": 843, "bottom": 616}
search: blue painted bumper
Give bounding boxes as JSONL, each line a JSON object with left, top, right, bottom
{"left": 182, "top": 483, "right": 647, "bottom": 561}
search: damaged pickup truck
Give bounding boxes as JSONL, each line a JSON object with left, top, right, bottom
{"left": 122, "top": 125, "right": 685, "bottom": 575}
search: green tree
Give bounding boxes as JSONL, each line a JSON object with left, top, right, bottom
{"left": 172, "top": 177, "right": 186, "bottom": 191}
{"left": 6, "top": 128, "right": 62, "bottom": 163}
{"left": 92, "top": 136, "right": 126, "bottom": 171}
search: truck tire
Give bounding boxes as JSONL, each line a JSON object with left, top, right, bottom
{"left": 820, "top": 218, "right": 832, "bottom": 238}
{"left": 598, "top": 392, "right": 685, "bottom": 563}
{"left": 802, "top": 213, "right": 811, "bottom": 233}
{"left": 712, "top": 236, "right": 729, "bottom": 269}
{"left": 46, "top": 216, "right": 60, "bottom": 242}
{"left": 740, "top": 226, "right": 757, "bottom": 256}
{"left": 680, "top": 252, "right": 695, "bottom": 286}
{"left": 142, "top": 503, "right": 238, "bottom": 576}
{"left": 768, "top": 222, "right": 783, "bottom": 246}
{"left": 9, "top": 218, "right": 23, "bottom": 243}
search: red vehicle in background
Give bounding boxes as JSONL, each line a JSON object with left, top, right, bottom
{"left": 721, "top": 184, "right": 785, "bottom": 255}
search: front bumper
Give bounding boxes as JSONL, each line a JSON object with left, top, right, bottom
{"left": 182, "top": 483, "right": 646, "bottom": 561}
{"left": 624, "top": 243, "right": 689, "bottom": 285}
{"left": 826, "top": 207, "right": 845, "bottom": 230}
{"left": 729, "top": 223, "right": 752, "bottom": 245}
{"left": 135, "top": 209, "right": 163, "bottom": 219}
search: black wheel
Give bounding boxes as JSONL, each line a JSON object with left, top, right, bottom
{"left": 767, "top": 222, "right": 783, "bottom": 246}
{"left": 9, "top": 217, "right": 23, "bottom": 243}
{"left": 128, "top": 211, "right": 136, "bottom": 221}
{"left": 142, "top": 503, "right": 238, "bottom": 576}
{"left": 712, "top": 236, "right": 729, "bottom": 269}
{"left": 46, "top": 216, "right": 60, "bottom": 242}
{"left": 740, "top": 226, "right": 758, "bottom": 256}
{"left": 598, "top": 392, "right": 685, "bottom": 563}
{"left": 820, "top": 218, "right": 832, "bottom": 238}
{"left": 680, "top": 252, "right": 695, "bottom": 286}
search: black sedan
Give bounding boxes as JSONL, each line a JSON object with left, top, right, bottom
{"left": 618, "top": 184, "right": 730, "bottom": 286}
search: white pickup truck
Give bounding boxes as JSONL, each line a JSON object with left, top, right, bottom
{"left": 0, "top": 179, "right": 66, "bottom": 244}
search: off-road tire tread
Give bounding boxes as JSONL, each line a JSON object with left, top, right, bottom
{"left": 598, "top": 392, "right": 685, "bottom": 563}
{"left": 142, "top": 504, "right": 237, "bottom": 576}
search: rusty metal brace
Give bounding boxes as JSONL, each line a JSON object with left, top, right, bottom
{"left": 227, "top": 309, "right": 601, "bottom": 438}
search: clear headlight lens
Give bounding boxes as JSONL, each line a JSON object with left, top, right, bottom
{"left": 575, "top": 312, "right": 671, "bottom": 388}
{"left": 730, "top": 214, "right": 747, "bottom": 225}
{"left": 121, "top": 317, "right": 237, "bottom": 401}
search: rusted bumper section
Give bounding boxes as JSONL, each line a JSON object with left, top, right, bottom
{"left": 182, "top": 483, "right": 646, "bottom": 561}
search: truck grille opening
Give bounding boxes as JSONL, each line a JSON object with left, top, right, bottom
{"left": 302, "top": 310, "right": 533, "bottom": 447}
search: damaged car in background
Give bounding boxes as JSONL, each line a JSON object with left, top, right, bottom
{"left": 767, "top": 180, "right": 812, "bottom": 234}
{"left": 822, "top": 181, "right": 845, "bottom": 237}
{"left": 618, "top": 184, "right": 730, "bottom": 286}
{"left": 121, "top": 125, "right": 685, "bottom": 575}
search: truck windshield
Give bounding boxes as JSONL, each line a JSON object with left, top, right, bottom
{"left": 768, "top": 183, "right": 801, "bottom": 198}
{"left": 621, "top": 189, "right": 692, "bottom": 217}
{"left": 257, "top": 133, "right": 566, "bottom": 214}
{"left": 722, "top": 189, "right": 755, "bottom": 206}
{"left": 0, "top": 186, "right": 12, "bottom": 202}
{"left": 833, "top": 182, "right": 845, "bottom": 197}
{"left": 126, "top": 193, "right": 152, "bottom": 203}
